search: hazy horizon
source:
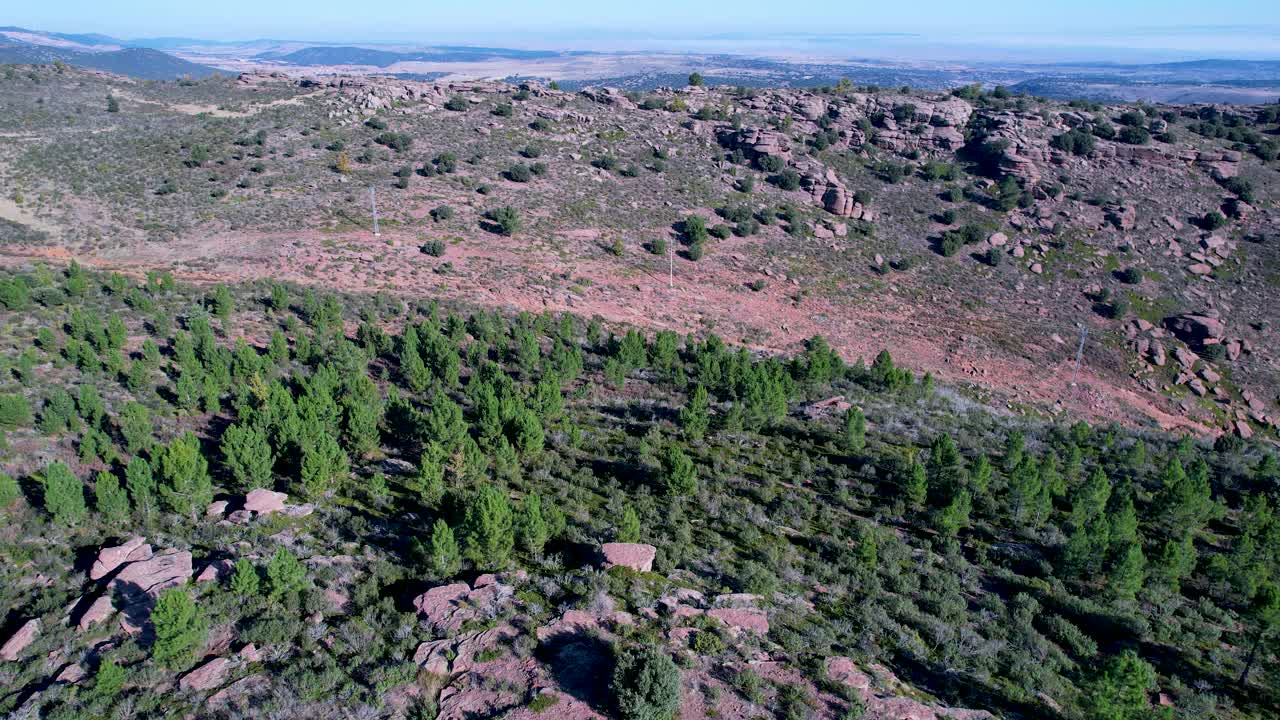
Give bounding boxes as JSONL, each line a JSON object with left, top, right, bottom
{"left": 6, "top": 0, "right": 1280, "bottom": 64}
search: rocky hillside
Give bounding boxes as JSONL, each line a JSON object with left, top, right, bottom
{"left": 0, "top": 65, "right": 1277, "bottom": 438}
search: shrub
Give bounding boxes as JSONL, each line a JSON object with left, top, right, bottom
{"left": 1200, "top": 211, "right": 1228, "bottom": 230}
{"left": 0, "top": 395, "right": 32, "bottom": 429}
{"left": 421, "top": 240, "right": 447, "bottom": 257}
{"left": 444, "top": 96, "right": 469, "bottom": 111}
{"left": 1117, "top": 126, "right": 1150, "bottom": 145}
{"left": 1050, "top": 128, "right": 1096, "bottom": 156}
{"left": 758, "top": 155, "right": 785, "bottom": 173}
{"left": 1118, "top": 267, "right": 1143, "bottom": 284}
{"left": 774, "top": 169, "right": 802, "bottom": 191}
{"left": 612, "top": 644, "right": 681, "bottom": 720}
{"left": 430, "top": 205, "right": 454, "bottom": 222}
{"left": 434, "top": 152, "right": 458, "bottom": 173}
{"left": 506, "top": 164, "right": 533, "bottom": 182}
{"left": 375, "top": 132, "right": 413, "bottom": 152}
{"left": 492, "top": 103, "right": 513, "bottom": 117}
{"left": 484, "top": 207, "right": 522, "bottom": 236}
{"left": 0, "top": 472, "right": 19, "bottom": 508}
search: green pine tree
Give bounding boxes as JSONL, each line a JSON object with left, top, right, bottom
{"left": 41, "top": 461, "right": 87, "bottom": 525}
{"left": 1081, "top": 650, "right": 1160, "bottom": 720}
{"left": 300, "top": 433, "right": 349, "bottom": 499}
{"left": 938, "top": 489, "right": 972, "bottom": 537}
{"left": 266, "top": 546, "right": 308, "bottom": 602}
{"left": 221, "top": 422, "right": 274, "bottom": 490}
{"left": 903, "top": 459, "right": 928, "bottom": 509}
{"left": 94, "top": 471, "right": 130, "bottom": 524}
{"left": 125, "top": 456, "right": 156, "bottom": 515}
{"left": 1110, "top": 541, "right": 1147, "bottom": 601}
{"left": 427, "top": 519, "right": 461, "bottom": 578}
{"left": 617, "top": 505, "right": 642, "bottom": 543}
{"left": 157, "top": 432, "right": 212, "bottom": 517}
{"left": 679, "top": 385, "right": 711, "bottom": 441}
{"left": 517, "top": 493, "right": 549, "bottom": 555}
{"left": 464, "top": 484, "right": 515, "bottom": 571}
{"left": 843, "top": 406, "right": 866, "bottom": 452}
{"left": 229, "top": 558, "right": 260, "bottom": 597}
{"left": 150, "top": 588, "right": 207, "bottom": 667}
{"left": 0, "top": 471, "right": 20, "bottom": 508}
{"left": 662, "top": 446, "right": 698, "bottom": 497}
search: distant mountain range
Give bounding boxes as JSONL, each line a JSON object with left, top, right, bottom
{"left": 0, "top": 26, "right": 221, "bottom": 79}
{"left": 0, "top": 24, "right": 1278, "bottom": 103}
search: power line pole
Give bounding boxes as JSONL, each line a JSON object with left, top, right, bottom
{"left": 1071, "top": 324, "right": 1088, "bottom": 396}
{"left": 370, "top": 186, "right": 380, "bottom": 236}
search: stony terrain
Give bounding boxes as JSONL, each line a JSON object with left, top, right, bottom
{"left": 2, "top": 66, "right": 1277, "bottom": 444}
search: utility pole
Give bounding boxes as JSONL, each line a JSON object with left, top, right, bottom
{"left": 1071, "top": 324, "right": 1088, "bottom": 395}
{"left": 370, "top": 186, "right": 380, "bottom": 236}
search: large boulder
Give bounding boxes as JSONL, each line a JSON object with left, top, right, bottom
{"left": 413, "top": 579, "right": 513, "bottom": 633}
{"left": 90, "top": 536, "right": 153, "bottom": 580}
{"left": 1165, "top": 313, "right": 1226, "bottom": 350}
{"left": 600, "top": 543, "right": 656, "bottom": 572}
{"left": 1, "top": 618, "right": 40, "bottom": 661}
{"left": 109, "top": 548, "right": 192, "bottom": 597}
{"left": 243, "top": 489, "right": 288, "bottom": 515}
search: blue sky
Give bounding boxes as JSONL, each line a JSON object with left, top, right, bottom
{"left": 6, "top": 1, "right": 1280, "bottom": 58}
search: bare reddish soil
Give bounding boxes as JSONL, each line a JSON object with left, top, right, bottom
{"left": 0, "top": 215, "right": 1207, "bottom": 435}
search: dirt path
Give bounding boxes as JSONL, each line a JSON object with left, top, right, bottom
{"left": 0, "top": 225, "right": 1210, "bottom": 436}
{"left": 112, "top": 90, "right": 325, "bottom": 118}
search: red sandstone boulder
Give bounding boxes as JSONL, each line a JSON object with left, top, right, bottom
{"left": 601, "top": 543, "right": 656, "bottom": 572}
{"left": 90, "top": 536, "right": 152, "bottom": 580}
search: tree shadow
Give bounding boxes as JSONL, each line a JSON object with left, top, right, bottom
{"left": 536, "top": 629, "right": 615, "bottom": 711}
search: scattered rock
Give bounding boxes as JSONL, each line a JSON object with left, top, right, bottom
{"left": 55, "top": 663, "right": 86, "bottom": 684}
{"left": 207, "top": 673, "right": 268, "bottom": 708}
{"left": 707, "top": 608, "right": 769, "bottom": 635}
{"left": 180, "top": 657, "right": 230, "bottom": 692}
{"left": 77, "top": 595, "right": 114, "bottom": 631}
{"left": 0, "top": 618, "right": 40, "bottom": 661}
{"left": 197, "top": 560, "right": 234, "bottom": 583}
